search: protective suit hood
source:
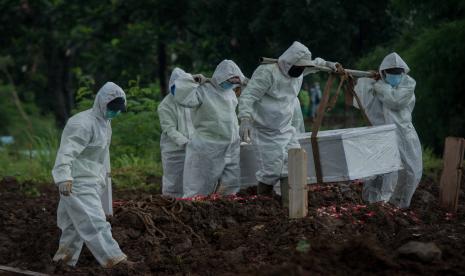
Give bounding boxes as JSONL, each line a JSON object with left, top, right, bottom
{"left": 211, "top": 60, "right": 245, "bottom": 88}
{"left": 92, "top": 82, "right": 126, "bottom": 119}
{"left": 169, "top": 67, "right": 191, "bottom": 88}
{"left": 379, "top": 52, "right": 410, "bottom": 74}
{"left": 278, "top": 41, "right": 313, "bottom": 78}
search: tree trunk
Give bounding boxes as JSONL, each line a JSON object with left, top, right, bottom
{"left": 44, "top": 43, "right": 68, "bottom": 127}
{"left": 62, "top": 50, "right": 73, "bottom": 119}
{"left": 158, "top": 41, "right": 167, "bottom": 97}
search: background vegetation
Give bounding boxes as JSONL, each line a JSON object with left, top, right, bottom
{"left": 1, "top": 0, "right": 463, "bottom": 187}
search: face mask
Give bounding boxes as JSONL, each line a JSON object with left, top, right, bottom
{"left": 385, "top": 73, "right": 402, "bottom": 87}
{"left": 288, "top": 66, "right": 305, "bottom": 78}
{"left": 105, "top": 110, "right": 121, "bottom": 119}
{"left": 220, "top": 81, "right": 234, "bottom": 90}
{"left": 170, "top": 85, "right": 176, "bottom": 95}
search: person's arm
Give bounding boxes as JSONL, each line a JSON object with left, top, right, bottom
{"left": 374, "top": 77, "right": 416, "bottom": 110}
{"left": 303, "top": 57, "right": 339, "bottom": 76}
{"left": 52, "top": 122, "right": 91, "bottom": 184}
{"left": 292, "top": 98, "right": 305, "bottom": 133}
{"left": 158, "top": 98, "right": 189, "bottom": 147}
{"left": 104, "top": 143, "right": 110, "bottom": 179}
{"left": 173, "top": 74, "right": 202, "bottom": 108}
{"left": 353, "top": 78, "right": 376, "bottom": 109}
{"left": 238, "top": 65, "right": 272, "bottom": 119}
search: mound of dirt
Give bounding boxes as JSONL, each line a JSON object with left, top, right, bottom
{"left": 0, "top": 177, "right": 464, "bottom": 275}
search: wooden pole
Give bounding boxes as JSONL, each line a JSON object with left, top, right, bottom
{"left": 259, "top": 57, "right": 375, "bottom": 78}
{"left": 0, "top": 265, "right": 49, "bottom": 276}
{"left": 439, "top": 137, "right": 465, "bottom": 212}
{"left": 288, "top": 148, "right": 308, "bottom": 218}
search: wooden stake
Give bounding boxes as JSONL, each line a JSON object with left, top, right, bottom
{"left": 439, "top": 137, "right": 465, "bottom": 212}
{"left": 288, "top": 148, "right": 308, "bottom": 218}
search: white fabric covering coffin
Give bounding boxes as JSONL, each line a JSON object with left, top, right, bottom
{"left": 240, "top": 124, "right": 402, "bottom": 185}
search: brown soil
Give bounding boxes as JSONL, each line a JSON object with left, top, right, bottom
{"left": 0, "top": 176, "right": 464, "bottom": 275}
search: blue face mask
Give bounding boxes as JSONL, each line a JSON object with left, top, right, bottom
{"left": 219, "top": 81, "right": 234, "bottom": 90}
{"left": 385, "top": 73, "right": 402, "bottom": 87}
{"left": 105, "top": 110, "right": 121, "bottom": 119}
{"left": 170, "top": 85, "right": 176, "bottom": 95}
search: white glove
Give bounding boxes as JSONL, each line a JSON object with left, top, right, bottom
{"left": 192, "top": 74, "right": 208, "bottom": 84}
{"left": 239, "top": 118, "right": 253, "bottom": 143}
{"left": 242, "top": 77, "right": 249, "bottom": 87}
{"left": 58, "top": 181, "right": 73, "bottom": 196}
{"left": 181, "top": 139, "right": 189, "bottom": 149}
{"left": 325, "top": 61, "right": 340, "bottom": 72}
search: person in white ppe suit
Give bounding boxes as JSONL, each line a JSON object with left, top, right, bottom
{"left": 292, "top": 97, "right": 305, "bottom": 133}
{"left": 238, "top": 41, "right": 338, "bottom": 196}
{"left": 174, "top": 60, "right": 247, "bottom": 197}
{"left": 354, "top": 52, "right": 423, "bottom": 208}
{"left": 158, "top": 68, "right": 195, "bottom": 198}
{"left": 52, "top": 82, "right": 128, "bottom": 268}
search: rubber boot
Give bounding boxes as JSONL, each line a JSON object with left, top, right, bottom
{"left": 280, "top": 177, "right": 289, "bottom": 208}
{"left": 257, "top": 182, "right": 273, "bottom": 197}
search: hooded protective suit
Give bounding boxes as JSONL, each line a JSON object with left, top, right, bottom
{"left": 174, "top": 60, "right": 246, "bottom": 197}
{"left": 52, "top": 82, "right": 126, "bottom": 267}
{"left": 354, "top": 53, "right": 423, "bottom": 208}
{"left": 292, "top": 97, "right": 305, "bottom": 133}
{"left": 238, "top": 41, "right": 327, "bottom": 186}
{"left": 158, "top": 68, "right": 195, "bottom": 197}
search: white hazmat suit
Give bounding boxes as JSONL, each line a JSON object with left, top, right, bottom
{"left": 158, "top": 68, "right": 195, "bottom": 198}
{"left": 52, "top": 82, "right": 127, "bottom": 267}
{"left": 292, "top": 97, "right": 305, "bottom": 133}
{"left": 238, "top": 41, "right": 330, "bottom": 187}
{"left": 174, "top": 60, "right": 246, "bottom": 197}
{"left": 354, "top": 53, "right": 423, "bottom": 208}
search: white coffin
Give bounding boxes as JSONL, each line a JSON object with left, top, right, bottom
{"left": 299, "top": 124, "right": 402, "bottom": 183}
{"left": 240, "top": 124, "right": 402, "bottom": 185}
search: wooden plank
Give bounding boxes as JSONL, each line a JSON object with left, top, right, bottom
{"left": 311, "top": 74, "right": 334, "bottom": 184}
{"left": 0, "top": 265, "right": 49, "bottom": 276}
{"left": 288, "top": 148, "right": 308, "bottom": 219}
{"left": 439, "top": 137, "right": 465, "bottom": 212}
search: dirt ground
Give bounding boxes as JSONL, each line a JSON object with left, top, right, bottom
{"left": 0, "top": 176, "right": 464, "bottom": 275}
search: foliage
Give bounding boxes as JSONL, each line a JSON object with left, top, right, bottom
{"left": 0, "top": 127, "right": 59, "bottom": 183}
{"left": 0, "top": 0, "right": 463, "bottom": 186}
{"left": 112, "top": 153, "right": 162, "bottom": 190}
{"left": 0, "top": 77, "right": 163, "bottom": 188}
{"left": 422, "top": 147, "right": 443, "bottom": 181}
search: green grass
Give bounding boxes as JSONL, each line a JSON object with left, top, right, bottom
{"left": 422, "top": 147, "right": 443, "bottom": 181}
{"left": 0, "top": 148, "right": 162, "bottom": 190}
{"left": 111, "top": 153, "right": 162, "bottom": 191}
{"left": 0, "top": 127, "right": 163, "bottom": 192}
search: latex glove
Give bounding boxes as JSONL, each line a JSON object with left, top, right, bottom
{"left": 58, "top": 181, "right": 73, "bottom": 196}
{"left": 181, "top": 139, "right": 189, "bottom": 149}
{"left": 239, "top": 118, "right": 253, "bottom": 143}
{"left": 176, "top": 136, "right": 189, "bottom": 148}
{"left": 325, "top": 61, "right": 340, "bottom": 72}
{"left": 369, "top": 70, "right": 381, "bottom": 80}
{"left": 192, "top": 74, "right": 208, "bottom": 84}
